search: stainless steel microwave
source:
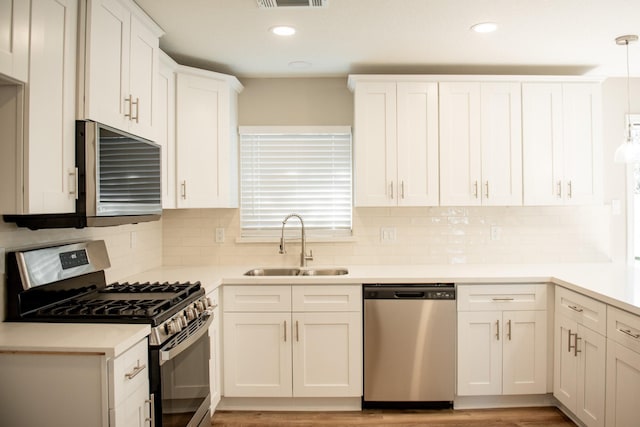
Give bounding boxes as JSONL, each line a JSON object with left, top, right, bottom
{"left": 4, "top": 121, "right": 162, "bottom": 229}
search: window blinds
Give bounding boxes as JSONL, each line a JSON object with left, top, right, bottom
{"left": 239, "top": 126, "right": 352, "bottom": 234}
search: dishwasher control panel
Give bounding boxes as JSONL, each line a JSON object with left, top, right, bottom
{"left": 363, "top": 284, "right": 456, "bottom": 300}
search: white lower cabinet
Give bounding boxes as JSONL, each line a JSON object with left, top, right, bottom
{"left": 208, "top": 288, "right": 222, "bottom": 411}
{"left": 605, "top": 306, "right": 640, "bottom": 427}
{"left": 554, "top": 286, "right": 606, "bottom": 427}
{"left": 457, "top": 284, "right": 547, "bottom": 396}
{"left": 0, "top": 337, "right": 150, "bottom": 427}
{"left": 222, "top": 285, "right": 362, "bottom": 398}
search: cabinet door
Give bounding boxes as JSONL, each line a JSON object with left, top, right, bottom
{"left": 480, "top": 83, "right": 522, "bottom": 206}
{"left": 457, "top": 311, "right": 502, "bottom": 395}
{"left": 353, "top": 81, "right": 396, "bottom": 206}
{"left": 127, "top": 13, "right": 158, "bottom": 140}
{"left": 502, "top": 310, "right": 546, "bottom": 394}
{"left": 522, "top": 83, "right": 564, "bottom": 206}
{"left": 85, "top": 0, "right": 131, "bottom": 131}
{"left": 439, "top": 82, "right": 482, "bottom": 206}
{"left": 605, "top": 340, "right": 640, "bottom": 427}
{"left": 176, "top": 73, "right": 231, "bottom": 208}
{"left": 576, "top": 324, "right": 606, "bottom": 427}
{"left": 0, "top": 0, "right": 29, "bottom": 82}
{"left": 554, "top": 314, "right": 578, "bottom": 411}
{"left": 112, "top": 384, "right": 149, "bottom": 427}
{"left": 223, "top": 312, "right": 292, "bottom": 397}
{"left": 292, "top": 312, "right": 362, "bottom": 397}
{"left": 24, "top": 0, "right": 77, "bottom": 214}
{"left": 157, "top": 53, "right": 176, "bottom": 209}
{"left": 562, "top": 83, "right": 602, "bottom": 205}
{"left": 396, "top": 81, "right": 439, "bottom": 206}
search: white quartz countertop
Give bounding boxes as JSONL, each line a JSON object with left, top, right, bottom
{"left": 0, "top": 323, "right": 150, "bottom": 358}
{"left": 123, "top": 263, "right": 640, "bottom": 316}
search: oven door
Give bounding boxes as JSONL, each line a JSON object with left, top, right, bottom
{"left": 151, "top": 314, "right": 213, "bottom": 427}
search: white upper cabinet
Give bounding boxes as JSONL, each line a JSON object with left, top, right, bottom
{"left": 175, "top": 68, "right": 242, "bottom": 208}
{"left": 352, "top": 79, "right": 439, "bottom": 206}
{"left": 439, "top": 82, "right": 522, "bottom": 206}
{"left": 157, "top": 51, "right": 177, "bottom": 209}
{"left": 80, "top": 0, "right": 163, "bottom": 140}
{"left": 0, "top": 0, "right": 29, "bottom": 82}
{"left": 522, "top": 82, "right": 602, "bottom": 205}
{"left": 23, "top": 0, "right": 78, "bottom": 214}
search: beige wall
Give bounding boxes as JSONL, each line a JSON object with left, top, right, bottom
{"left": 163, "top": 76, "right": 638, "bottom": 268}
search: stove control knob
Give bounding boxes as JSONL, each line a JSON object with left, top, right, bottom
{"left": 179, "top": 314, "right": 188, "bottom": 328}
{"left": 165, "top": 320, "right": 176, "bottom": 335}
{"left": 195, "top": 301, "right": 205, "bottom": 313}
{"left": 186, "top": 308, "right": 196, "bottom": 321}
{"left": 206, "top": 297, "right": 213, "bottom": 308}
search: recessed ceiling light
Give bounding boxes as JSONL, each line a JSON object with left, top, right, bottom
{"left": 471, "top": 22, "right": 498, "bottom": 33}
{"left": 270, "top": 25, "right": 296, "bottom": 36}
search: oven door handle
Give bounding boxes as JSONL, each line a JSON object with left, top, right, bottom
{"left": 160, "top": 313, "right": 213, "bottom": 365}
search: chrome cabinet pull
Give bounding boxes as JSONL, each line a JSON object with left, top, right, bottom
{"left": 145, "top": 393, "right": 155, "bottom": 426}
{"left": 181, "top": 180, "right": 187, "bottom": 199}
{"left": 568, "top": 329, "right": 574, "bottom": 352}
{"left": 507, "top": 319, "right": 512, "bottom": 341}
{"left": 401, "top": 181, "right": 405, "bottom": 199}
{"left": 568, "top": 304, "right": 584, "bottom": 313}
{"left": 284, "top": 320, "right": 287, "bottom": 342}
{"left": 131, "top": 97, "right": 140, "bottom": 123}
{"left": 296, "top": 320, "right": 299, "bottom": 342}
{"left": 567, "top": 180, "right": 573, "bottom": 198}
{"left": 68, "top": 167, "right": 79, "bottom": 199}
{"left": 485, "top": 181, "right": 489, "bottom": 199}
{"left": 574, "top": 335, "right": 582, "bottom": 356}
{"left": 620, "top": 328, "right": 640, "bottom": 339}
{"left": 496, "top": 320, "right": 500, "bottom": 340}
{"left": 125, "top": 360, "right": 146, "bottom": 380}
{"left": 473, "top": 181, "right": 479, "bottom": 198}
{"left": 557, "top": 181, "right": 562, "bottom": 198}
{"left": 492, "top": 297, "right": 514, "bottom": 302}
{"left": 124, "top": 95, "right": 132, "bottom": 119}
{"left": 390, "top": 181, "right": 394, "bottom": 199}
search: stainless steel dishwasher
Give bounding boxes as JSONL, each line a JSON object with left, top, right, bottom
{"left": 363, "top": 283, "right": 456, "bottom": 408}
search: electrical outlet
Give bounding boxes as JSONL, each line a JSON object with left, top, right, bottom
{"left": 490, "top": 225, "right": 501, "bottom": 241}
{"left": 380, "top": 227, "right": 397, "bottom": 242}
{"left": 215, "top": 227, "right": 225, "bottom": 243}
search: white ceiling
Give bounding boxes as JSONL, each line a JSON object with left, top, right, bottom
{"left": 134, "top": 0, "right": 640, "bottom": 79}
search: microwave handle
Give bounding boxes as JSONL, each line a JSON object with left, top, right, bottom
{"left": 159, "top": 313, "right": 213, "bottom": 365}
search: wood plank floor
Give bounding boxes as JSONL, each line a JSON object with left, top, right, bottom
{"left": 211, "top": 407, "right": 576, "bottom": 426}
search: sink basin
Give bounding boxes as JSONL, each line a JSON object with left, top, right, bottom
{"left": 299, "top": 268, "right": 349, "bottom": 276}
{"left": 243, "top": 267, "right": 349, "bottom": 277}
{"left": 244, "top": 268, "right": 301, "bottom": 276}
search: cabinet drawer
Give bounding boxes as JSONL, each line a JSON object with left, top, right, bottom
{"left": 292, "top": 286, "right": 362, "bottom": 312}
{"left": 110, "top": 338, "right": 149, "bottom": 406}
{"left": 608, "top": 306, "right": 640, "bottom": 353}
{"left": 555, "top": 286, "right": 606, "bottom": 335}
{"left": 457, "top": 284, "right": 547, "bottom": 311}
{"left": 223, "top": 286, "right": 291, "bottom": 312}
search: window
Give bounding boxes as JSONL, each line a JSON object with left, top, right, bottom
{"left": 239, "top": 126, "right": 352, "bottom": 237}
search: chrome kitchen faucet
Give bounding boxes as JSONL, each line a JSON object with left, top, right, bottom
{"left": 279, "top": 213, "right": 313, "bottom": 267}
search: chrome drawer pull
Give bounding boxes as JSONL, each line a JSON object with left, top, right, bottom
{"left": 507, "top": 319, "right": 512, "bottom": 341}
{"left": 568, "top": 305, "right": 584, "bottom": 313}
{"left": 620, "top": 328, "right": 640, "bottom": 339}
{"left": 492, "top": 297, "right": 515, "bottom": 301}
{"left": 284, "top": 320, "right": 287, "bottom": 342}
{"left": 496, "top": 320, "right": 500, "bottom": 341}
{"left": 125, "top": 361, "right": 146, "bottom": 380}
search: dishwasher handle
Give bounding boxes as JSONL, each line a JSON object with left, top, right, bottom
{"left": 394, "top": 291, "right": 425, "bottom": 299}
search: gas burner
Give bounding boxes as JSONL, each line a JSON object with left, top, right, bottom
{"left": 102, "top": 281, "right": 201, "bottom": 295}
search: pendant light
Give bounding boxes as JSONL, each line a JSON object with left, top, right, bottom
{"left": 614, "top": 34, "right": 640, "bottom": 163}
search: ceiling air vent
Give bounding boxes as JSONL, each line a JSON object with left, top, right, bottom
{"left": 257, "top": 0, "right": 327, "bottom": 8}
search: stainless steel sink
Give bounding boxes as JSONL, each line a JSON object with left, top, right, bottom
{"left": 244, "top": 268, "right": 301, "bottom": 276}
{"left": 243, "top": 267, "right": 348, "bottom": 276}
{"left": 299, "top": 268, "right": 349, "bottom": 276}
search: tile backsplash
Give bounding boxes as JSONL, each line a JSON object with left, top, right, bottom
{"left": 162, "top": 206, "right": 611, "bottom": 266}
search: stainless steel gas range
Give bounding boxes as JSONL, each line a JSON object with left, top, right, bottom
{"left": 6, "top": 240, "right": 213, "bottom": 427}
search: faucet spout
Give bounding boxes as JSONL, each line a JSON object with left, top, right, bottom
{"left": 279, "top": 213, "right": 313, "bottom": 267}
